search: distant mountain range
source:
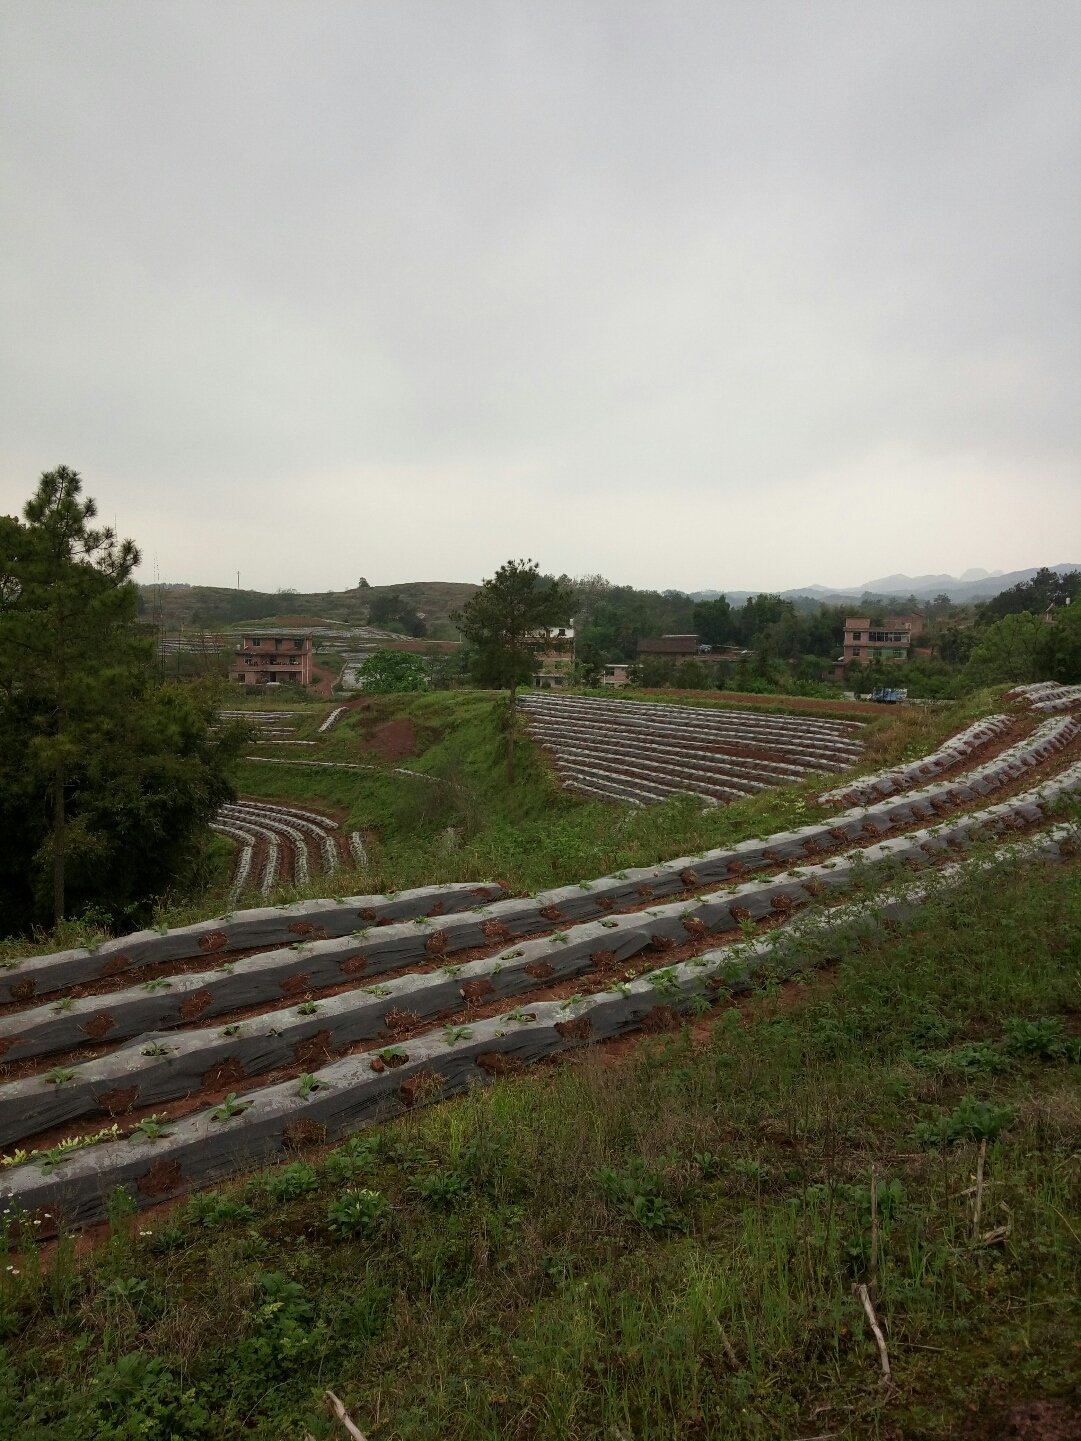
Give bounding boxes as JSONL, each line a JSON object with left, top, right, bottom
{"left": 692, "top": 563, "right": 1081, "bottom": 608}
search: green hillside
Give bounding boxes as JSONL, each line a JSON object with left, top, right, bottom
{"left": 140, "top": 580, "right": 479, "bottom": 638}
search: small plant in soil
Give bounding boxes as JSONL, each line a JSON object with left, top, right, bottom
{"left": 409, "top": 1168, "right": 470, "bottom": 1210}
{"left": 365, "top": 984, "right": 392, "bottom": 998}
{"left": 142, "top": 977, "right": 172, "bottom": 992}
{"left": 913, "top": 1096, "right": 1014, "bottom": 1147}
{"left": 1002, "top": 1015, "right": 1075, "bottom": 1060}
{"left": 443, "top": 1025, "right": 473, "bottom": 1045}
{"left": 599, "top": 919, "right": 618, "bottom": 928}
{"left": 324, "top": 1137, "right": 380, "bottom": 1183}
{"left": 326, "top": 1187, "right": 388, "bottom": 1239}
{"left": 220, "top": 1024, "right": 244, "bottom": 1038}
{"left": 264, "top": 1161, "right": 319, "bottom": 1202}
{"left": 379, "top": 1046, "right": 408, "bottom": 1066}
{"left": 687, "top": 992, "right": 712, "bottom": 1018}
{"left": 550, "top": 932, "right": 570, "bottom": 944}
{"left": 441, "top": 965, "right": 463, "bottom": 977}
{"left": 648, "top": 968, "right": 681, "bottom": 996}
{"left": 186, "top": 1196, "right": 255, "bottom": 1230}
{"left": 52, "top": 996, "right": 75, "bottom": 1014}
{"left": 42, "top": 1067, "right": 76, "bottom": 1085}
{"left": 504, "top": 1008, "right": 536, "bottom": 1023}
{"left": 140, "top": 1041, "right": 175, "bottom": 1058}
{"left": 211, "top": 1093, "right": 250, "bottom": 1122}
{"left": 130, "top": 1115, "right": 172, "bottom": 1142}
{"left": 295, "top": 1001, "right": 320, "bottom": 1016}
{"left": 558, "top": 995, "right": 585, "bottom": 1010}
{"left": 296, "top": 1073, "right": 331, "bottom": 1098}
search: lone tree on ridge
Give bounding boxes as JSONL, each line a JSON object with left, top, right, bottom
{"left": 452, "top": 559, "right": 571, "bottom": 780}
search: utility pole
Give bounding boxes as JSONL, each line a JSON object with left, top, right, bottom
{"left": 237, "top": 570, "right": 241, "bottom": 591}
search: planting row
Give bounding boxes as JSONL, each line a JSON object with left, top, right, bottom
{"left": 818, "top": 714, "right": 1015, "bottom": 806}
{"left": 3, "top": 822, "right": 1074, "bottom": 1226}
{"left": 520, "top": 694, "right": 865, "bottom": 806}
{"left": 0, "top": 782, "right": 1074, "bottom": 1146}
{"left": 0, "top": 883, "right": 508, "bottom": 1005}
{"left": 7, "top": 712, "right": 1079, "bottom": 1005}
{"left": 520, "top": 693, "right": 865, "bottom": 758}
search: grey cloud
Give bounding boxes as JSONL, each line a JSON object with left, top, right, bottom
{"left": 1, "top": 0, "right": 1078, "bottom": 591}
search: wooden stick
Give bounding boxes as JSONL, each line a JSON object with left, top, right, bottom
{"left": 869, "top": 1163, "right": 879, "bottom": 1297}
{"left": 856, "top": 1282, "right": 891, "bottom": 1382}
{"left": 325, "top": 1391, "right": 369, "bottom": 1441}
{"left": 971, "top": 1138, "right": 987, "bottom": 1240}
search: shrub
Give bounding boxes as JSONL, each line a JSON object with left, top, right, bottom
{"left": 326, "top": 1188, "right": 389, "bottom": 1239}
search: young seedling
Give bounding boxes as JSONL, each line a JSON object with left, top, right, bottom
{"left": 52, "top": 996, "right": 75, "bottom": 1014}
{"left": 296, "top": 1001, "right": 320, "bottom": 1016}
{"left": 550, "top": 932, "right": 570, "bottom": 945}
{"left": 296, "top": 1072, "right": 331, "bottom": 1098}
{"left": 379, "top": 1046, "right": 408, "bottom": 1065}
{"left": 42, "top": 1067, "right": 76, "bottom": 1086}
{"left": 441, "top": 965, "right": 463, "bottom": 977}
{"left": 142, "top": 977, "right": 172, "bottom": 993}
{"left": 504, "top": 1008, "right": 536, "bottom": 1024}
{"left": 364, "top": 984, "right": 392, "bottom": 998}
{"left": 599, "top": 918, "right": 618, "bottom": 929}
{"left": 130, "top": 1115, "right": 171, "bottom": 1142}
{"left": 220, "top": 1023, "right": 244, "bottom": 1038}
{"left": 443, "top": 1025, "right": 473, "bottom": 1045}
{"left": 211, "top": 1093, "right": 250, "bottom": 1122}
{"left": 559, "top": 994, "right": 585, "bottom": 1010}
{"left": 141, "top": 1042, "right": 174, "bottom": 1057}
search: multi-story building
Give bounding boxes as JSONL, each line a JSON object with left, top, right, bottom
{"left": 835, "top": 614, "right": 923, "bottom": 672}
{"left": 532, "top": 625, "right": 575, "bottom": 687}
{"left": 231, "top": 632, "right": 313, "bottom": 686}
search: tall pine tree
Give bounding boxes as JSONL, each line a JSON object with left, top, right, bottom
{"left": 0, "top": 468, "right": 241, "bottom": 934}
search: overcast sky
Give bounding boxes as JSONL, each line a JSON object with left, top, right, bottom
{"left": 1, "top": 2, "right": 1078, "bottom": 594}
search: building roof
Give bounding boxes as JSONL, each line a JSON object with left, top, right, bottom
{"left": 637, "top": 634, "right": 699, "bottom": 655}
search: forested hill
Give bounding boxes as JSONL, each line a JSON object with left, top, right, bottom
{"left": 138, "top": 581, "right": 480, "bottom": 637}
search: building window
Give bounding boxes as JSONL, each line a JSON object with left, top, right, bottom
{"left": 851, "top": 648, "right": 861, "bottom": 657}
{"left": 252, "top": 638, "right": 261, "bottom": 647}
{"left": 850, "top": 631, "right": 862, "bottom": 641}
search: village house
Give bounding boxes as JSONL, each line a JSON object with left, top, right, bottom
{"left": 532, "top": 624, "right": 575, "bottom": 688}
{"left": 600, "top": 662, "right": 631, "bottom": 688}
{"left": 231, "top": 631, "right": 313, "bottom": 686}
{"left": 830, "top": 614, "right": 923, "bottom": 677}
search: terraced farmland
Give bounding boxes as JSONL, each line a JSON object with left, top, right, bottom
{"left": 211, "top": 800, "right": 366, "bottom": 898}
{"left": 2, "top": 692, "right": 1079, "bottom": 1229}
{"left": 518, "top": 692, "right": 866, "bottom": 804}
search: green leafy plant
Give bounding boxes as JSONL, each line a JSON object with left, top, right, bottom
{"left": 142, "top": 977, "right": 172, "bottom": 992}
{"left": 443, "top": 1025, "right": 473, "bottom": 1045}
{"left": 296, "top": 1073, "right": 331, "bottom": 1098}
{"left": 504, "top": 1008, "right": 536, "bottom": 1023}
{"left": 326, "top": 1187, "right": 388, "bottom": 1238}
{"left": 130, "top": 1115, "right": 171, "bottom": 1142}
{"left": 264, "top": 1161, "right": 320, "bottom": 1203}
{"left": 324, "top": 1137, "right": 380, "bottom": 1184}
{"left": 141, "top": 1042, "right": 174, "bottom": 1058}
{"left": 52, "top": 996, "right": 75, "bottom": 1014}
{"left": 913, "top": 1097, "right": 1014, "bottom": 1147}
{"left": 1002, "top": 1015, "right": 1075, "bottom": 1060}
{"left": 211, "top": 1093, "right": 250, "bottom": 1122}
{"left": 295, "top": 1001, "right": 320, "bottom": 1016}
{"left": 409, "top": 1168, "right": 470, "bottom": 1210}
{"left": 42, "top": 1067, "right": 76, "bottom": 1085}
